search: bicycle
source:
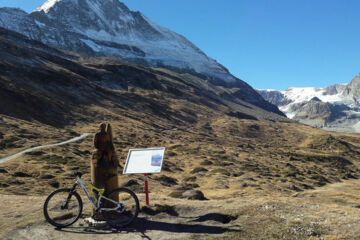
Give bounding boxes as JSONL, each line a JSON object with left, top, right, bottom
{"left": 43, "top": 172, "right": 140, "bottom": 229}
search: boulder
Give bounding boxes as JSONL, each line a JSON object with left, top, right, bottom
{"left": 182, "top": 190, "right": 207, "bottom": 200}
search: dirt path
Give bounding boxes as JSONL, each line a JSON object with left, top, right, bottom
{"left": 0, "top": 194, "right": 239, "bottom": 240}
{"left": 0, "top": 133, "right": 90, "bottom": 164}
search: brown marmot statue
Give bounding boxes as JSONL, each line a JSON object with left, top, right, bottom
{"left": 91, "top": 123, "right": 119, "bottom": 216}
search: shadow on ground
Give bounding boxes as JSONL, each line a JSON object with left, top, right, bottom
{"left": 56, "top": 217, "right": 241, "bottom": 239}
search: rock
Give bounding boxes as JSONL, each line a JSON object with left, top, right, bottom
{"left": 12, "top": 172, "right": 31, "bottom": 177}
{"left": 169, "top": 191, "right": 185, "bottom": 198}
{"left": 122, "top": 179, "right": 140, "bottom": 187}
{"left": 121, "top": 180, "right": 143, "bottom": 193}
{"left": 154, "top": 175, "right": 178, "bottom": 187}
{"left": 190, "top": 167, "right": 208, "bottom": 174}
{"left": 41, "top": 174, "right": 55, "bottom": 179}
{"left": 49, "top": 181, "right": 60, "bottom": 188}
{"left": 182, "top": 190, "right": 207, "bottom": 200}
{"left": 167, "top": 151, "right": 177, "bottom": 157}
{"left": 141, "top": 204, "right": 178, "bottom": 216}
{"left": 240, "top": 183, "right": 248, "bottom": 188}
{"left": 232, "top": 172, "right": 244, "bottom": 177}
{"left": 0, "top": 168, "right": 8, "bottom": 174}
{"left": 176, "top": 183, "right": 199, "bottom": 191}
{"left": 200, "top": 160, "right": 213, "bottom": 166}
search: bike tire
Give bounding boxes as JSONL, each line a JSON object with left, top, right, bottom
{"left": 101, "top": 188, "right": 140, "bottom": 229}
{"left": 43, "top": 188, "right": 83, "bottom": 228}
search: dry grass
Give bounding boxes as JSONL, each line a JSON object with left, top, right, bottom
{"left": 1, "top": 89, "right": 360, "bottom": 238}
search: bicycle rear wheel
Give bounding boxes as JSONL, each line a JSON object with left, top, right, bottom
{"left": 101, "top": 188, "right": 139, "bottom": 228}
{"left": 43, "top": 188, "right": 83, "bottom": 228}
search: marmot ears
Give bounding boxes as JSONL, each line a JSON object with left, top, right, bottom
{"left": 106, "top": 124, "right": 113, "bottom": 141}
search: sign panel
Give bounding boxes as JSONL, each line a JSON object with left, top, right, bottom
{"left": 123, "top": 147, "right": 165, "bottom": 174}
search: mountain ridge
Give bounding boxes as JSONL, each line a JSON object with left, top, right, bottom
{"left": 0, "top": 26, "right": 286, "bottom": 127}
{"left": 0, "top": 0, "right": 285, "bottom": 117}
{"left": 0, "top": 0, "right": 237, "bottom": 84}
{"left": 257, "top": 74, "right": 360, "bottom": 132}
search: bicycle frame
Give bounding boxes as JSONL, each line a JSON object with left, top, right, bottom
{"left": 73, "top": 177, "right": 124, "bottom": 213}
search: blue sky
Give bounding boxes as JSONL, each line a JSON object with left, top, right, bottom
{"left": 1, "top": 0, "right": 360, "bottom": 90}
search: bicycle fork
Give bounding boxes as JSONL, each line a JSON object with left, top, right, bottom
{"left": 61, "top": 183, "right": 78, "bottom": 210}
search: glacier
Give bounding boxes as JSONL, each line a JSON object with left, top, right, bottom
{"left": 257, "top": 74, "right": 360, "bottom": 133}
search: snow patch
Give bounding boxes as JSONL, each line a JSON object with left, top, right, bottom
{"left": 282, "top": 87, "right": 343, "bottom": 104}
{"left": 352, "top": 121, "right": 360, "bottom": 133}
{"left": 35, "top": 0, "right": 63, "bottom": 13}
{"left": 80, "top": 39, "right": 101, "bottom": 52}
{"left": 34, "top": 20, "right": 45, "bottom": 27}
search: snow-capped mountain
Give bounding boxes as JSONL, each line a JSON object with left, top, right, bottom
{"left": 0, "top": 0, "right": 236, "bottom": 83}
{"left": 257, "top": 73, "right": 360, "bottom": 133}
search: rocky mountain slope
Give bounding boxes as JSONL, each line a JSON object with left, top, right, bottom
{"left": 257, "top": 74, "right": 360, "bottom": 133}
{"left": 0, "top": 0, "right": 285, "bottom": 117}
{"left": 0, "top": 25, "right": 285, "bottom": 129}
{"left": 0, "top": 0, "right": 236, "bottom": 84}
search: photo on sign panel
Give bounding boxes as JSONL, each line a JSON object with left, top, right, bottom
{"left": 151, "top": 153, "right": 162, "bottom": 166}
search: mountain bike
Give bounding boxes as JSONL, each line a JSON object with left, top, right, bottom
{"left": 43, "top": 172, "right": 140, "bottom": 229}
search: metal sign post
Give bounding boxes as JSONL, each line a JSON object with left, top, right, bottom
{"left": 144, "top": 173, "right": 150, "bottom": 205}
{"left": 123, "top": 147, "right": 165, "bottom": 206}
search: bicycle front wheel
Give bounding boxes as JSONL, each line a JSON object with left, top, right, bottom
{"left": 101, "top": 188, "right": 140, "bottom": 228}
{"left": 43, "top": 188, "right": 83, "bottom": 228}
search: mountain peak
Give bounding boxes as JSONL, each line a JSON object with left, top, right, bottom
{"left": 34, "top": 0, "right": 66, "bottom": 13}
{"left": 2, "top": 0, "right": 238, "bottom": 83}
{"left": 34, "top": 0, "right": 130, "bottom": 14}
{"left": 310, "top": 97, "right": 322, "bottom": 102}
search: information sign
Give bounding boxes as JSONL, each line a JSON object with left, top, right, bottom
{"left": 123, "top": 147, "right": 165, "bottom": 174}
